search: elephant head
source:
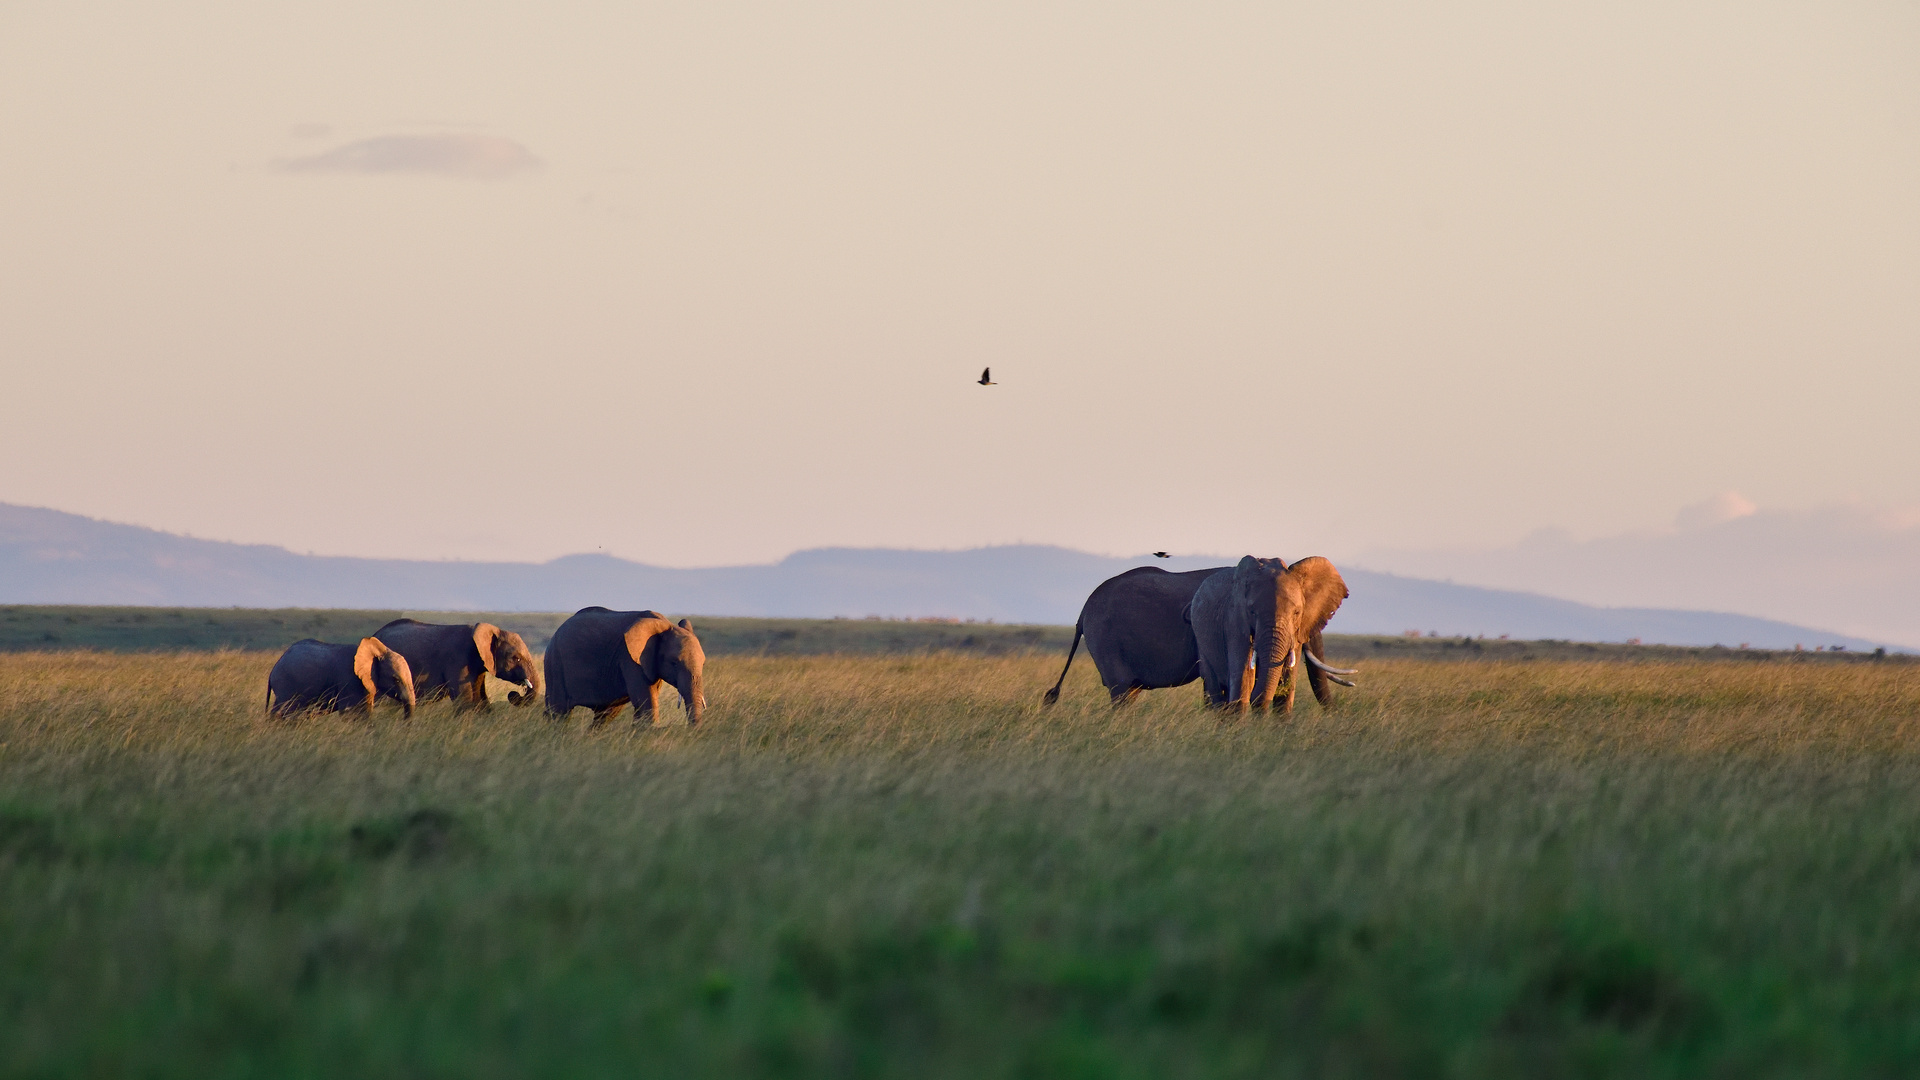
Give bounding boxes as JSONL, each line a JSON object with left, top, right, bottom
{"left": 1231, "top": 556, "right": 1354, "bottom": 713}
{"left": 353, "top": 637, "right": 417, "bottom": 718}
{"left": 473, "top": 623, "right": 543, "bottom": 706}
{"left": 624, "top": 616, "right": 707, "bottom": 726}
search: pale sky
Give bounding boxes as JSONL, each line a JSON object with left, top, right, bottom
{"left": 3, "top": 1, "right": 1916, "bottom": 568}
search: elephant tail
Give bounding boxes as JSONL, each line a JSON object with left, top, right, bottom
{"left": 1042, "top": 620, "right": 1084, "bottom": 707}
{"left": 263, "top": 684, "right": 273, "bottom": 717}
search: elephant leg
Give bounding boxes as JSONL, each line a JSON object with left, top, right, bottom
{"left": 1228, "top": 630, "right": 1259, "bottom": 707}
{"left": 466, "top": 668, "right": 490, "bottom": 710}
{"left": 1227, "top": 640, "right": 1254, "bottom": 712}
{"left": 1109, "top": 685, "right": 1142, "bottom": 707}
{"left": 587, "top": 704, "right": 625, "bottom": 729}
{"left": 633, "top": 681, "right": 663, "bottom": 727}
{"left": 1197, "top": 661, "right": 1227, "bottom": 707}
{"left": 621, "top": 663, "right": 663, "bottom": 728}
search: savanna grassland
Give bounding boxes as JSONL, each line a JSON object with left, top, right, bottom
{"left": 5, "top": 646, "right": 1920, "bottom": 1078}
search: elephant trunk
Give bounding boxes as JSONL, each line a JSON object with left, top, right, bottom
{"left": 1250, "top": 624, "right": 1295, "bottom": 711}
{"left": 509, "top": 653, "right": 544, "bottom": 706}
{"left": 680, "top": 670, "right": 705, "bottom": 727}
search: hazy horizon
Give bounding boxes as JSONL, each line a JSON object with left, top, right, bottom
{"left": 11, "top": 494, "right": 1920, "bottom": 647}
{"left": 4, "top": 4, "right": 1915, "bottom": 589}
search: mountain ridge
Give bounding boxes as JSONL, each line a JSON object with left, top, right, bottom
{"left": 0, "top": 502, "right": 1895, "bottom": 651}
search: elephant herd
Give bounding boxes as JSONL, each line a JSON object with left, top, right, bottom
{"left": 262, "top": 554, "right": 1351, "bottom": 727}
{"left": 265, "top": 607, "right": 705, "bottom": 726}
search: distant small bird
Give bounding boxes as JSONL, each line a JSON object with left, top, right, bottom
{"left": 1152, "top": 551, "right": 1170, "bottom": 559}
{"left": 977, "top": 367, "right": 995, "bottom": 386}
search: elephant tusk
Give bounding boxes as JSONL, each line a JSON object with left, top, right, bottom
{"left": 1324, "top": 674, "right": 1357, "bottom": 687}
{"left": 1304, "top": 650, "right": 1359, "bottom": 676}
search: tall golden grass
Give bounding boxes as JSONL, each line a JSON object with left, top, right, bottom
{"left": 7, "top": 649, "right": 1912, "bottom": 758}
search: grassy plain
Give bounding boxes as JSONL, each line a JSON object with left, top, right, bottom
{"left": 4, "top": 648, "right": 1920, "bottom": 1078}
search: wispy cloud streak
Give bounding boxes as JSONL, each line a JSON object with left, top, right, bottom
{"left": 277, "top": 134, "right": 539, "bottom": 179}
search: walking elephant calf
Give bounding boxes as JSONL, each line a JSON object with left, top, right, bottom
{"left": 543, "top": 607, "right": 706, "bottom": 728}
{"left": 266, "top": 637, "right": 417, "bottom": 719}
{"left": 373, "top": 618, "right": 541, "bottom": 709}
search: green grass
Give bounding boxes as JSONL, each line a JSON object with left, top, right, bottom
{"left": 4, "top": 650, "right": 1920, "bottom": 1077}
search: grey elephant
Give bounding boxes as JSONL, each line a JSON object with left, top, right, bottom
{"left": 373, "top": 618, "right": 542, "bottom": 709}
{"left": 1043, "top": 565, "right": 1230, "bottom": 706}
{"left": 265, "top": 637, "right": 417, "bottom": 719}
{"left": 543, "top": 607, "right": 707, "bottom": 727}
{"left": 1189, "top": 555, "right": 1356, "bottom": 713}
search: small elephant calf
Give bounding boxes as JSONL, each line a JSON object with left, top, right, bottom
{"left": 266, "top": 637, "right": 417, "bottom": 719}
{"left": 544, "top": 607, "right": 706, "bottom": 728}
{"left": 373, "top": 618, "right": 541, "bottom": 709}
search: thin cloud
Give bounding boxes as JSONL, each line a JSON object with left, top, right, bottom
{"left": 277, "top": 134, "right": 540, "bottom": 179}
{"left": 1674, "top": 490, "right": 1758, "bottom": 531}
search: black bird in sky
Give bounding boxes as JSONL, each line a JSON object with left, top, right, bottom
{"left": 1152, "top": 551, "right": 1170, "bottom": 558}
{"left": 977, "top": 367, "right": 995, "bottom": 386}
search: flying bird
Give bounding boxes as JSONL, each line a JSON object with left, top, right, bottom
{"left": 977, "top": 367, "right": 995, "bottom": 386}
{"left": 1152, "top": 551, "right": 1170, "bottom": 559}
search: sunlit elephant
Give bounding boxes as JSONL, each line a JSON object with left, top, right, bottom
{"left": 265, "top": 637, "right": 417, "bottom": 720}
{"left": 373, "top": 618, "right": 542, "bottom": 709}
{"left": 1042, "top": 565, "right": 1231, "bottom": 706}
{"left": 1189, "top": 555, "right": 1356, "bottom": 713}
{"left": 543, "top": 608, "right": 707, "bottom": 728}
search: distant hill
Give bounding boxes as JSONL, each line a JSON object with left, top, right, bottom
{"left": 0, "top": 503, "right": 1893, "bottom": 651}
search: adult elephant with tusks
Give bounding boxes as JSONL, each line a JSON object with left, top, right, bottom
{"left": 265, "top": 637, "right": 417, "bottom": 720}
{"left": 544, "top": 608, "right": 707, "bottom": 728}
{"left": 1189, "top": 555, "right": 1356, "bottom": 714}
{"left": 1042, "top": 565, "right": 1230, "bottom": 706}
{"left": 373, "top": 618, "right": 542, "bottom": 709}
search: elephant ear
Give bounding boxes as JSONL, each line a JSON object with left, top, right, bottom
{"left": 472, "top": 623, "right": 502, "bottom": 677}
{"left": 383, "top": 650, "right": 418, "bottom": 715}
{"left": 353, "top": 638, "right": 385, "bottom": 701}
{"left": 1284, "top": 557, "right": 1349, "bottom": 625}
{"left": 623, "top": 616, "right": 675, "bottom": 671}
